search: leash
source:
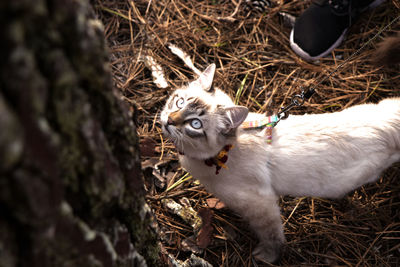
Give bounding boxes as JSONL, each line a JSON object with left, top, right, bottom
{"left": 241, "top": 115, "right": 279, "bottom": 143}
{"left": 276, "top": 13, "right": 400, "bottom": 122}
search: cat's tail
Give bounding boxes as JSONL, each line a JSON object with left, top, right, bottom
{"left": 371, "top": 32, "right": 400, "bottom": 67}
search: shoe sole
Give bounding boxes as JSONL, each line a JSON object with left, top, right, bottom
{"left": 290, "top": 0, "right": 386, "bottom": 61}
{"left": 290, "top": 28, "right": 347, "bottom": 62}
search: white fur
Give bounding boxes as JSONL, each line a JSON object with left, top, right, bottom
{"left": 270, "top": 99, "right": 400, "bottom": 198}
{"left": 161, "top": 64, "right": 400, "bottom": 263}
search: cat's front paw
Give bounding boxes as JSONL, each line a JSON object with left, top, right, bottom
{"left": 252, "top": 241, "right": 283, "bottom": 264}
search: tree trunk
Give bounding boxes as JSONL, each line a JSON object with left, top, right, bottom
{"left": 0, "top": 0, "right": 159, "bottom": 266}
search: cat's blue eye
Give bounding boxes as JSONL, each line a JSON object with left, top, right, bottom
{"left": 190, "top": 119, "right": 202, "bottom": 129}
{"left": 176, "top": 98, "right": 185, "bottom": 109}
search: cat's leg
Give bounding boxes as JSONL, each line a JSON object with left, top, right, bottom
{"left": 242, "top": 193, "right": 285, "bottom": 263}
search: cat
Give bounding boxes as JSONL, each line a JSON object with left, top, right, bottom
{"left": 160, "top": 63, "right": 400, "bottom": 263}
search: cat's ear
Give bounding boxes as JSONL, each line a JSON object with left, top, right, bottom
{"left": 223, "top": 106, "right": 248, "bottom": 133}
{"left": 192, "top": 64, "right": 216, "bottom": 92}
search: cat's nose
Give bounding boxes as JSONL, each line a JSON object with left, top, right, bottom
{"left": 167, "top": 111, "right": 184, "bottom": 126}
{"left": 167, "top": 116, "right": 175, "bottom": 125}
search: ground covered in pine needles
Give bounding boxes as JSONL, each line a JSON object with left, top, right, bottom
{"left": 94, "top": 1, "right": 400, "bottom": 266}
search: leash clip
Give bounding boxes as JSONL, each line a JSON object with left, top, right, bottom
{"left": 277, "top": 86, "right": 315, "bottom": 120}
{"left": 278, "top": 92, "right": 304, "bottom": 120}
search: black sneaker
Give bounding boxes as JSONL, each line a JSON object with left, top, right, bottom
{"left": 290, "top": 0, "right": 385, "bottom": 61}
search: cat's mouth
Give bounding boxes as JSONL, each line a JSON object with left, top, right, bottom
{"left": 162, "top": 124, "right": 186, "bottom": 152}
{"left": 163, "top": 124, "right": 179, "bottom": 141}
{"left": 164, "top": 124, "right": 171, "bottom": 135}
{"left": 160, "top": 119, "right": 172, "bottom": 135}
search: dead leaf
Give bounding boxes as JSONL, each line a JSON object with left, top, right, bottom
{"left": 206, "top": 198, "right": 226, "bottom": 209}
{"left": 168, "top": 44, "right": 202, "bottom": 76}
{"left": 196, "top": 208, "right": 213, "bottom": 249}
{"left": 141, "top": 55, "right": 169, "bottom": 88}
{"left": 161, "top": 198, "right": 202, "bottom": 232}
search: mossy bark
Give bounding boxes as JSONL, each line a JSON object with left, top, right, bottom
{"left": 0, "top": 0, "right": 159, "bottom": 266}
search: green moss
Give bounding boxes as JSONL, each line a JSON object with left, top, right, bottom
{"left": 119, "top": 195, "right": 160, "bottom": 267}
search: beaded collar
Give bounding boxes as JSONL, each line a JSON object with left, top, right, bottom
{"left": 203, "top": 115, "right": 279, "bottom": 174}
{"left": 204, "top": 145, "right": 234, "bottom": 175}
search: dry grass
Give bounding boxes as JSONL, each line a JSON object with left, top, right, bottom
{"left": 94, "top": 0, "right": 400, "bottom": 266}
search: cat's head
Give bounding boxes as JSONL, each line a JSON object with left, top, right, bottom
{"left": 160, "top": 64, "right": 248, "bottom": 159}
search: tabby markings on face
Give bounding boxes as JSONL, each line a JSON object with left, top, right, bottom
{"left": 165, "top": 95, "right": 211, "bottom": 139}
